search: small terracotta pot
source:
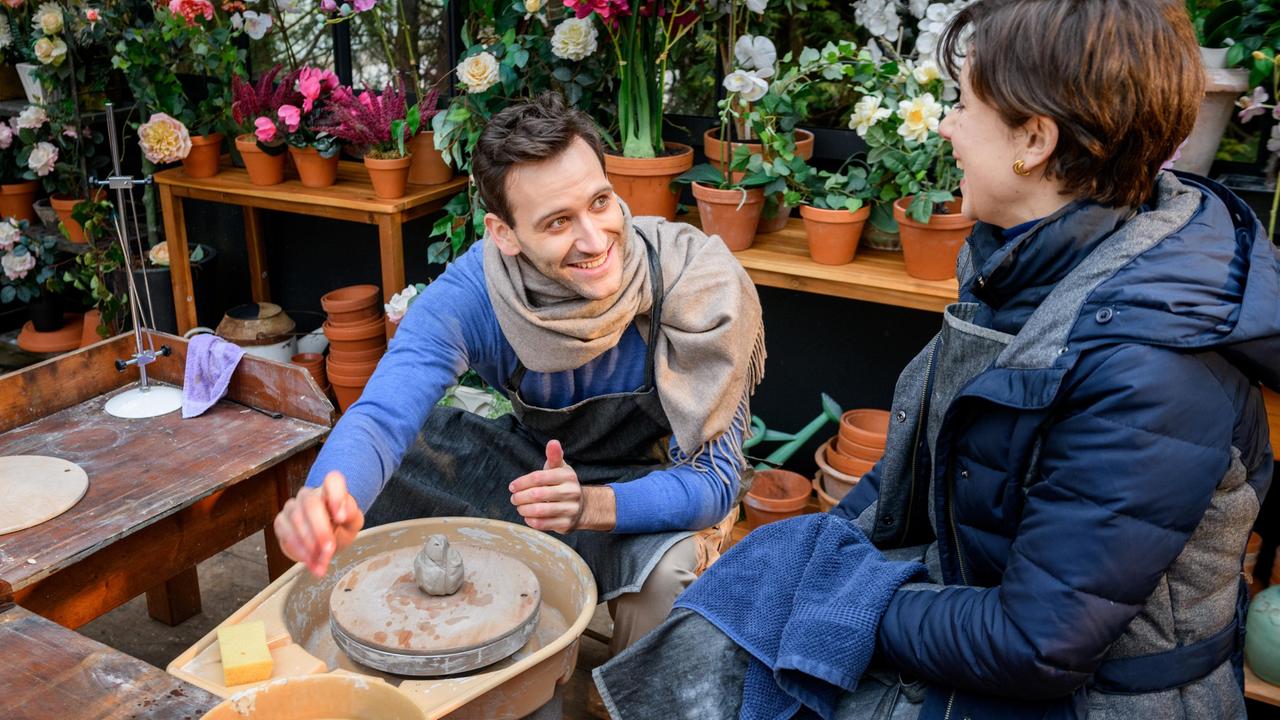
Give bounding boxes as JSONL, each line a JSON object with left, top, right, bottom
{"left": 79, "top": 308, "right": 102, "bottom": 348}
{"left": 0, "top": 180, "right": 38, "bottom": 223}
{"left": 691, "top": 182, "right": 764, "bottom": 252}
{"left": 50, "top": 194, "right": 88, "bottom": 243}
{"left": 825, "top": 438, "right": 876, "bottom": 477}
{"left": 800, "top": 204, "right": 871, "bottom": 265}
{"left": 813, "top": 444, "right": 859, "bottom": 500}
{"left": 327, "top": 358, "right": 376, "bottom": 412}
{"left": 365, "top": 154, "right": 412, "bottom": 199}
{"left": 813, "top": 475, "right": 838, "bottom": 512}
{"left": 836, "top": 433, "right": 885, "bottom": 463}
{"left": 839, "top": 409, "right": 889, "bottom": 449}
{"left": 291, "top": 352, "right": 328, "bottom": 388}
{"left": 289, "top": 145, "right": 340, "bottom": 188}
{"left": 408, "top": 131, "right": 454, "bottom": 185}
{"left": 327, "top": 353, "right": 381, "bottom": 377}
{"left": 329, "top": 344, "right": 385, "bottom": 363}
{"left": 323, "top": 316, "right": 387, "bottom": 353}
{"left": 894, "top": 196, "right": 975, "bottom": 281}
{"left": 236, "top": 134, "right": 285, "bottom": 186}
{"left": 604, "top": 143, "right": 695, "bottom": 221}
{"left": 320, "top": 284, "right": 381, "bottom": 325}
{"left": 743, "top": 469, "right": 812, "bottom": 527}
{"left": 757, "top": 203, "right": 793, "bottom": 234}
{"left": 704, "top": 128, "right": 815, "bottom": 182}
{"left": 182, "top": 132, "right": 224, "bottom": 178}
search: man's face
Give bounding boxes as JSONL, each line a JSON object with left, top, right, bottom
{"left": 484, "top": 138, "right": 627, "bottom": 301}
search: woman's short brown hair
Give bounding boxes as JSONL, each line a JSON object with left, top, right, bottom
{"left": 472, "top": 92, "right": 606, "bottom": 225}
{"left": 938, "top": 0, "right": 1203, "bottom": 208}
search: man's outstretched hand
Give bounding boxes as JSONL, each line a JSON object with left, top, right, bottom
{"left": 273, "top": 471, "right": 364, "bottom": 576}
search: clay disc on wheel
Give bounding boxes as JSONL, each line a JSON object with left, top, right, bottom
{"left": 0, "top": 455, "right": 89, "bottom": 535}
{"left": 329, "top": 543, "right": 540, "bottom": 658}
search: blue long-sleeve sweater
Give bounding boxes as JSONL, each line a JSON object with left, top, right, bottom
{"left": 304, "top": 242, "right": 743, "bottom": 534}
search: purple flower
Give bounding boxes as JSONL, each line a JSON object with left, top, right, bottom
{"left": 352, "top": 0, "right": 374, "bottom": 11}
{"left": 320, "top": 0, "right": 336, "bottom": 11}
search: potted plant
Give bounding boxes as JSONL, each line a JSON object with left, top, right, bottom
{"left": 0, "top": 216, "right": 64, "bottom": 330}
{"left": 0, "top": 119, "right": 37, "bottom": 222}
{"left": 1179, "top": 1, "right": 1264, "bottom": 175}
{"left": 317, "top": 84, "right": 414, "bottom": 199}
{"left": 1230, "top": 63, "right": 1280, "bottom": 242}
{"left": 231, "top": 65, "right": 302, "bottom": 186}
{"left": 272, "top": 66, "right": 343, "bottom": 188}
{"left": 677, "top": 157, "right": 772, "bottom": 252}
{"left": 797, "top": 164, "right": 873, "bottom": 265}
{"left": 405, "top": 89, "right": 449, "bottom": 186}
{"left": 566, "top": 0, "right": 700, "bottom": 219}
{"left": 63, "top": 198, "right": 127, "bottom": 341}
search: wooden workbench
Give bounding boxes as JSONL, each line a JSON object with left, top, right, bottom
{"left": 0, "top": 332, "right": 332, "bottom": 630}
{"left": 153, "top": 160, "right": 468, "bottom": 336}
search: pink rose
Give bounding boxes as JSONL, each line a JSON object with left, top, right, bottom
{"left": 254, "top": 116, "right": 278, "bottom": 143}
{"left": 353, "top": 0, "right": 374, "bottom": 11}
{"left": 2, "top": 251, "right": 35, "bottom": 281}
{"left": 0, "top": 123, "right": 13, "bottom": 150}
{"left": 85, "top": 7, "right": 100, "bottom": 23}
{"left": 167, "top": 0, "right": 214, "bottom": 25}
{"left": 277, "top": 104, "right": 301, "bottom": 132}
{"left": 2, "top": 0, "right": 24, "bottom": 9}
{"left": 320, "top": 0, "right": 336, "bottom": 11}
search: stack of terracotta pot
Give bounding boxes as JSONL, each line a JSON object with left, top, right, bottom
{"left": 815, "top": 409, "right": 889, "bottom": 502}
{"left": 743, "top": 468, "right": 813, "bottom": 528}
{"left": 320, "top": 284, "right": 386, "bottom": 412}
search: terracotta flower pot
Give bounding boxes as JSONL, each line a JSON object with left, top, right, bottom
{"left": 839, "top": 409, "right": 889, "bottom": 449}
{"left": 182, "top": 132, "right": 224, "bottom": 178}
{"left": 836, "top": 433, "right": 884, "bottom": 463}
{"left": 236, "top": 135, "right": 285, "bottom": 186}
{"left": 320, "top": 284, "right": 381, "bottom": 325}
{"left": 0, "top": 180, "right": 39, "bottom": 223}
{"left": 604, "top": 143, "right": 694, "bottom": 221}
{"left": 813, "top": 444, "right": 860, "bottom": 501}
{"left": 813, "top": 474, "right": 838, "bottom": 513}
{"left": 291, "top": 352, "right": 328, "bottom": 389}
{"left": 703, "top": 128, "right": 815, "bottom": 181}
{"left": 691, "top": 182, "right": 764, "bottom": 252}
{"left": 408, "top": 131, "right": 454, "bottom": 185}
{"left": 50, "top": 194, "right": 88, "bottom": 243}
{"left": 329, "top": 344, "right": 385, "bottom": 363}
{"left": 894, "top": 197, "right": 975, "bottom": 281}
{"left": 327, "top": 353, "right": 381, "bottom": 378}
{"left": 800, "top": 204, "right": 871, "bottom": 265}
{"left": 289, "top": 145, "right": 340, "bottom": 188}
{"left": 825, "top": 437, "right": 876, "bottom": 477}
{"left": 79, "top": 308, "right": 103, "bottom": 348}
{"left": 743, "top": 468, "right": 812, "bottom": 527}
{"left": 757, "top": 203, "right": 793, "bottom": 234}
{"left": 323, "top": 316, "right": 387, "bottom": 353}
{"left": 327, "top": 357, "right": 376, "bottom": 412}
{"left": 364, "top": 155, "right": 412, "bottom": 199}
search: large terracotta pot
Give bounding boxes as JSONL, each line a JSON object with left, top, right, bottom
{"left": 50, "top": 193, "right": 88, "bottom": 243}
{"left": 691, "top": 182, "right": 764, "bottom": 252}
{"left": 364, "top": 155, "right": 412, "bottom": 199}
{"left": 839, "top": 409, "right": 889, "bottom": 449}
{"left": 289, "top": 145, "right": 340, "bottom": 188}
{"left": 743, "top": 469, "right": 812, "bottom": 527}
{"left": 182, "top": 133, "right": 224, "bottom": 178}
{"left": 0, "top": 180, "right": 38, "bottom": 222}
{"left": 894, "top": 196, "right": 975, "bottom": 281}
{"left": 327, "top": 357, "right": 376, "bottom": 413}
{"left": 824, "top": 437, "right": 875, "bottom": 477}
{"left": 604, "top": 143, "right": 694, "bottom": 221}
{"left": 408, "top": 131, "right": 454, "bottom": 185}
{"left": 800, "top": 204, "right": 871, "bottom": 265}
{"left": 235, "top": 135, "right": 285, "bottom": 186}
{"left": 320, "top": 284, "right": 381, "bottom": 325}
{"left": 704, "top": 128, "right": 815, "bottom": 181}
{"left": 323, "top": 315, "right": 387, "bottom": 353}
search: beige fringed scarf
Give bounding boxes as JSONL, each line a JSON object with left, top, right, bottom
{"left": 483, "top": 202, "right": 766, "bottom": 468}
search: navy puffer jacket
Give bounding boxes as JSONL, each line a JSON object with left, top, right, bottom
{"left": 836, "top": 172, "right": 1278, "bottom": 717}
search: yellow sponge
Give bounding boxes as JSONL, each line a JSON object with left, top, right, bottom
{"left": 217, "top": 620, "right": 274, "bottom": 686}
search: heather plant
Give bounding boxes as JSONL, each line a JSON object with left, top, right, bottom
{"left": 231, "top": 65, "right": 303, "bottom": 136}
{"left": 315, "top": 84, "right": 410, "bottom": 158}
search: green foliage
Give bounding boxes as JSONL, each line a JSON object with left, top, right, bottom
{"left": 64, "top": 200, "right": 127, "bottom": 337}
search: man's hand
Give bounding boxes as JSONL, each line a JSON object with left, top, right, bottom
{"left": 510, "top": 440, "right": 615, "bottom": 533}
{"left": 273, "top": 471, "right": 364, "bottom": 577}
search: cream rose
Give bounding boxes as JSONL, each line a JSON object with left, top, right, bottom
{"left": 0, "top": 219, "right": 20, "bottom": 251}
{"left": 33, "top": 36, "right": 67, "bottom": 66}
{"left": 33, "top": 2, "right": 63, "bottom": 34}
{"left": 912, "top": 59, "right": 941, "bottom": 84}
{"left": 16, "top": 105, "right": 46, "bottom": 130}
{"left": 137, "top": 112, "right": 192, "bottom": 164}
{"left": 524, "top": 0, "right": 542, "bottom": 12}
{"left": 848, "top": 95, "right": 892, "bottom": 137}
{"left": 27, "top": 141, "right": 57, "bottom": 176}
{"left": 148, "top": 241, "right": 171, "bottom": 267}
{"left": 896, "top": 92, "right": 943, "bottom": 143}
{"left": 457, "top": 52, "right": 500, "bottom": 94}
{"left": 2, "top": 250, "right": 35, "bottom": 280}
{"left": 551, "top": 18, "right": 598, "bottom": 62}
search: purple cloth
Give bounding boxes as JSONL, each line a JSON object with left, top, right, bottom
{"left": 182, "top": 333, "right": 247, "bottom": 418}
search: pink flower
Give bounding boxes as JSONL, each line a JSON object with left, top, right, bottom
{"left": 352, "top": 0, "right": 374, "bottom": 11}
{"left": 1237, "top": 86, "right": 1270, "bottom": 123}
{"left": 563, "top": 0, "right": 628, "bottom": 20}
{"left": 320, "top": 0, "right": 336, "bottom": 11}
{"left": 297, "top": 67, "right": 339, "bottom": 113}
{"left": 254, "top": 116, "right": 278, "bottom": 143}
{"left": 2, "top": 0, "right": 24, "bottom": 9}
{"left": 0, "top": 124, "right": 13, "bottom": 151}
{"left": 85, "top": 7, "right": 100, "bottom": 24}
{"left": 167, "top": 0, "right": 214, "bottom": 25}
{"left": 356, "top": 90, "right": 375, "bottom": 111}
{"left": 2, "top": 250, "right": 35, "bottom": 280}
{"left": 137, "top": 112, "right": 192, "bottom": 164}
{"left": 277, "top": 104, "right": 301, "bottom": 132}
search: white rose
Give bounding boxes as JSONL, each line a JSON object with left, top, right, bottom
{"left": 456, "top": 52, "right": 500, "bottom": 94}
{"left": 33, "top": 2, "right": 63, "bottom": 35}
{"left": 148, "top": 242, "right": 171, "bottom": 267}
{"left": 744, "top": 0, "right": 767, "bottom": 13}
{"left": 0, "top": 219, "right": 19, "bottom": 250}
{"left": 897, "top": 93, "right": 943, "bottom": 143}
{"left": 733, "top": 34, "right": 776, "bottom": 79}
{"left": 16, "top": 105, "right": 46, "bottom": 130}
{"left": 524, "top": 0, "right": 543, "bottom": 12}
{"left": 2, "top": 250, "right": 35, "bottom": 280}
{"left": 854, "top": 0, "right": 901, "bottom": 41}
{"left": 33, "top": 36, "right": 67, "bottom": 66}
{"left": 550, "top": 18, "right": 597, "bottom": 62}
{"left": 27, "top": 141, "right": 57, "bottom": 176}
{"left": 241, "top": 10, "right": 273, "bottom": 40}
{"left": 848, "top": 95, "right": 892, "bottom": 137}
{"left": 384, "top": 284, "right": 418, "bottom": 323}
{"left": 912, "top": 59, "right": 941, "bottom": 84}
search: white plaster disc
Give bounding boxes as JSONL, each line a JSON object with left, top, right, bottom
{"left": 0, "top": 455, "right": 89, "bottom": 535}
{"left": 104, "top": 385, "right": 184, "bottom": 419}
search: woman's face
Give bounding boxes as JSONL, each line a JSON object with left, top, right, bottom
{"left": 939, "top": 64, "right": 1030, "bottom": 228}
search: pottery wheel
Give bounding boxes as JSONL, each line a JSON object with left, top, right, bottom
{"left": 329, "top": 543, "right": 540, "bottom": 676}
{"left": 0, "top": 455, "right": 89, "bottom": 535}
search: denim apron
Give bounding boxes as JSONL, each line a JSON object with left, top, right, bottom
{"left": 367, "top": 229, "right": 693, "bottom": 601}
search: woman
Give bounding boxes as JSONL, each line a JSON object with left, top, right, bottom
{"left": 594, "top": 0, "right": 1280, "bottom": 718}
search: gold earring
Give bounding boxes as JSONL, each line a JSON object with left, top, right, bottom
{"left": 1012, "top": 159, "right": 1032, "bottom": 176}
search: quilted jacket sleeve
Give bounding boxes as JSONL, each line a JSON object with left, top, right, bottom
{"left": 875, "top": 344, "right": 1237, "bottom": 698}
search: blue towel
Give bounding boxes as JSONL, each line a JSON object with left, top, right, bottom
{"left": 674, "top": 513, "right": 926, "bottom": 720}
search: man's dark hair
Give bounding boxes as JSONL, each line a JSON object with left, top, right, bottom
{"left": 472, "top": 92, "right": 606, "bottom": 225}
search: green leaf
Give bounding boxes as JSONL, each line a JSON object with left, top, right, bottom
{"left": 553, "top": 66, "right": 573, "bottom": 82}
{"left": 675, "top": 163, "right": 728, "bottom": 186}
{"left": 0, "top": 286, "right": 13, "bottom": 303}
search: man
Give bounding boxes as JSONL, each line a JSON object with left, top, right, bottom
{"left": 272, "top": 92, "right": 765, "bottom": 661}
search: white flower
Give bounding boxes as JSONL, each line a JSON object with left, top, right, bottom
{"left": 0, "top": 17, "right": 12, "bottom": 50}
{"left": 524, "top": 0, "right": 542, "bottom": 11}
{"left": 241, "top": 10, "right": 273, "bottom": 39}
{"left": 854, "top": 0, "right": 901, "bottom": 42}
{"left": 385, "top": 284, "right": 418, "bottom": 323}
{"left": 733, "top": 34, "right": 776, "bottom": 79}
{"left": 848, "top": 95, "right": 892, "bottom": 136}
{"left": 0, "top": 219, "right": 20, "bottom": 251}
{"left": 2, "top": 250, "right": 35, "bottom": 280}
{"left": 456, "top": 52, "right": 500, "bottom": 94}
{"left": 915, "top": 1, "right": 963, "bottom": 57}
{"left": 148, "top": 242, "right": 170, "bottom": 267}
{"left": 276, "top": 0, "right": 303, "bottom": 12}
{"left": 550, "top": 18, "right": 597, "bottom": 62}
{"left": 723, "top": 70, "right": 769, "bottom": 103}
{"left": 1268, "top": 124, "right": 1280, "bottom": 155}
{"left": 27, "top": 141, "right": 57, "bottom": 175}
{"left": 909, "top": 0, "right": 929, "bottom": 17}
{"left": 32, "top": 2, "right": 63, "bottom": 35}
{"left": 912, "top": 59, "right": 941, "bottom": 84}
{"left": 16, "top": 105, "right": 46, "bottom": 131}
{"left": 0, "top": 123, "right": 12, "bottom": 151}
{"left": 744, "top": 0, "right": 767, "bottom": 13}
{"left": 897, "top": 93, "right": 944, "bottom": 143}
{"left": 33, "top": 36, "right": 67, "bottom": 66}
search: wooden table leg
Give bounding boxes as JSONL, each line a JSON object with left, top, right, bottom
{"left": 158, "top": 186, "right": 198, "bottom": 333}
{"left": 243, "top": 206, "right": 271, "bottom": 303}
{"left": 377, "top": 214, "right": 406, "bottom": 341}
{"left": 145, "top": 566, "right": 201, "bottom": 626}
{"left": 263, "top": 450, "right": 316, "bottom": 581}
